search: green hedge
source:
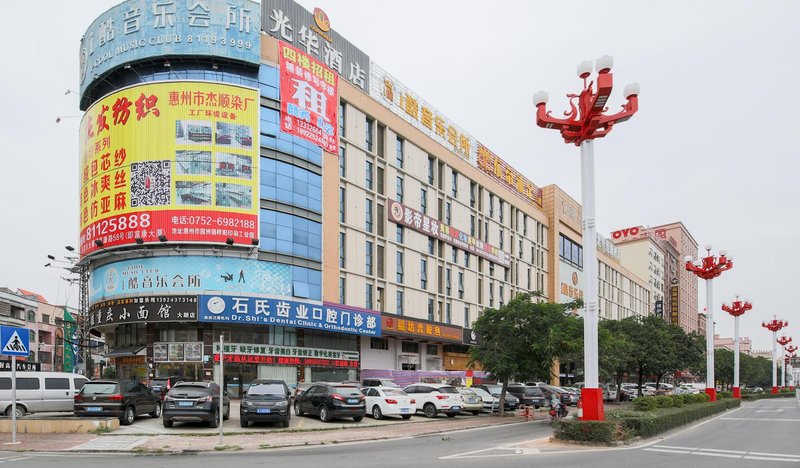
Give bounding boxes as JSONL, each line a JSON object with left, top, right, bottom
{"left": 552, "top": 420, "right": 621, "bottom": 444}
{"left": 742, "top": 392, "right": 795, "bottom": 401}
{"left": 614, "top": 399, "right": 741, "bottom": 439}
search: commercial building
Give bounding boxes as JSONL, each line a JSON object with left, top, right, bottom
{"left": 714, "top": 334, "right": 752, "bottom": 355}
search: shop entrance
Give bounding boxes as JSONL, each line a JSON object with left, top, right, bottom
{"left": 155, "top": 363, "right": 202, "bottom": 382}
{"left": 223, "top": 363, "right": 258, "bottom": 398}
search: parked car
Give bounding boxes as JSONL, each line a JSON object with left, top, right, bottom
{"left": 293, "top": 382, "right": 317, "bottom": 401}
{"left": 74, "top": 379, "right": 161, "bottom": 425}
{"left": 362, "top": 378, "right": 400, "bottom": 388}
{"left": 474, "top": 384, "right": 521, "bottom": 410}
{"left": 538, "top": 385, "right": 574, "bottom": 407}
{"left": 575, "top": 382, "right": 611, "bottom": 400}
{"left": 456, "top": 388, "right": 484, "bottom": 415}
{"left": 0, "top": 371, "right": 87, "bottom": 417}
{"left": 240, "top": 381, "right": 291, "bottom": 428}
{"left": 403, "top": 383, "right": 463, "bottom": 418}
{"left": 469, "top": 386, "right": 500, "bottom": 412}
{"left": 555, "top": 386, "right": 580, "bottom": 405}
{"left": 506, "top": 384, "right": 546, "bottom": 409}
{"left": 606, "top": 384, "right": 618, "bottom": 401}
{"left": 363, "top": 386, "right": 415, "bottom": 420}
{"left": 294, "top": 383, "right": 365, "bottom": 422}
{"left": 149, "top": 375, "right": 183, "bottom": 401}
{"left": 619, "top": 384, "right": 638, "bottom": 401}
{"left": 162, "top": 381, "right": 230, "bottom": 428}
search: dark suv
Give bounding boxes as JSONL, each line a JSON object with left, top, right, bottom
{"left": 162, "top": 381, "right": 230, "bottom": 428}
{"left": 74, "top": 379, "right": 161, "bottom": 425}
{"left": 506, "top": 384, "right": 546, "bottom": 409}
{"left": 294, "top": 383, "right": 365, "bottom": 422}
{"left": 240, "top": 380, "right": 291, "bottom": 428}
{"left": 150, "top": 375, "right": 183, "bottom": 401}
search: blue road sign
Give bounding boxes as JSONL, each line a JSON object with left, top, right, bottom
{"left": 0, "top": 326, "right": 29, "bottom": 357}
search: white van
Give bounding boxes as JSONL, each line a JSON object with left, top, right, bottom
{"left": 0, "top": 372, "right": 88, "bottom": 417}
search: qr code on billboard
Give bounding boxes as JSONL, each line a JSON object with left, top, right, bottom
{"left": 130, "top": 161, "right": 171, "bottom": 207}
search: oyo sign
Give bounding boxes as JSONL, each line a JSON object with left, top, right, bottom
{"left": 611, "top": 226, "right": 644, "bottom": 240}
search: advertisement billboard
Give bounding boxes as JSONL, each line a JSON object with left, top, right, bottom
{"left": 380, "top": 315, "right": 462, "bottom": 344}
{"left": 90, "top": 256, "right": 292, "bottom": 304}
{"left": 213, "top": 342, "right": 359, "bottom": 368}
{"left": 79, "top": 0, "right": 261, "bottom": 97}
{"left": 670, "top": 285, "right": 679, "bottom": 326}
{"left": 88, "top": 295, "right": 198, "bottom": 329}
{"left": 559, "top": 260, "right": 583, "bottom": 303}
{"left": 476, "top": 144, "right": 543, "bottom": 208}
{"left": 79, "top": 81, "right": 259, "bottom": 256}
{"left": 279, "top": 42, "right": 339, "bottom": 153}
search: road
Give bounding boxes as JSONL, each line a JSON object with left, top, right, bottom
{"left": 6, "top": 398, "right": 798, "bottom": 467}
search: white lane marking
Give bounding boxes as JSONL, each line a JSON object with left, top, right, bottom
{"left": 720, "top": 417, "right": 800, "bottom": 422}
{"left": 7, "top": 458, "right": 28, "bottom": 462}
{"left": 646, "top": 444, "right": 800, "bottom": 463}
{"left": 748, "top": 451, "right": 800, "bottom": 459}
{"left": 744, "top": 456, "right": 800, "bottom": 463}
{"left": 698, "top": 448, "right": 747, "bottom": 454}
{"left": 755, "top": 409, "right": 784, "bottom": 413}
{"left": 643, "top": 448, "right": 691, "bottom": 455}
{"left": 653, "top": 444, "right": 697, "bottom": 450}
{"left": 690, "top": 451, "right": 741, "bottom": 459}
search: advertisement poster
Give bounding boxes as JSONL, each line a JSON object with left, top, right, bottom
{"left": 168, "top": 343, "right": 185, "bottom": 361}
{"left": 279, "top": 42, "right": 338, "bottom": 153}
{"left": 153, "top": 343, "right": 168, "bottom": 362}
{"left": 90, "top": 256, "right": 292, "bottom": 304}
{"left": 79, "top": 81, "right": 260, "bottom": 256}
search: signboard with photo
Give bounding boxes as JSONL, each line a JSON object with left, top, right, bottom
{"left": 168, "top": 343, "right": 185, "bottom": 362}
{"left": 153, "top": 343, "right": 169, "bottom": 362}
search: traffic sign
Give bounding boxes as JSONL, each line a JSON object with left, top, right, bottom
{"left": 0, "top": 326, "right": 29, "bottom": 357}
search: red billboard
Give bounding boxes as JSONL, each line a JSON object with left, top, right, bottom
{"left": 279, "top": 42, "right": 339, "bottom": 154}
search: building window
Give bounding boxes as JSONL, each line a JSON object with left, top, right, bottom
{"left": 396, "top": 137, "right": 404, "bottom": 168}
{"left": 377, "top": 204, "right": 384, "bottom": 237}
{"left": 366, "top": 241, "right": 373, "bottom": 275}
{"left": 427, "top": 298, "right": 434, "bottom": 321}
{"left": 366, "top": 284, "right": 373, "bottom": 310}
{"left": 489, "top": 262, "right": 495, "bottom": 277}
{"left": 488, "top": 193, "right": 494, "bottom": 218}
{"left": 396, "top": 290, "right": 404, "bottom": 316}
{"left": 452, "top": 248, "right": 458, "bottom": 264}
{"left": 470, "top": 182, "right": 476, "bottom": 208}
{"left": 489, "top": 282, "right": 494, "bottom": 307}
{"left": 370, "top": 337, "right": 388, "bottom": 350}
{"left": 446, "top": 302, "right": 452, "bottom": 324}
{"left": 427, "top": 237, "right": 435, "bottom": 255}
{"left": 427, "top": 156, "right": 435, "bottom": 185}
{"left": 464, "top": 253, "right": 470, "bottom": 268}
{"left": 523, "top": 215, "right": 528, "bottom": 236}
{"left": 499, "top": 200, "right": 505, "bottom": 224}
{"left": 396, "top": 251, "right": 404, "bottom": 283}
{"left": 396, "top": 225, "right": 404, "bottom": 244}
{"left": 339, "top": 277, "right": 346, "bottom": 304}
{"left": 499, "top": 229, "right": 504, "bottom": 249}
{"left": 339, "top": 145, "right": 346, "bottom": 177}
{"left": 396, "top": 176, "right": 404, "bottom": 203}
{"left": 377, "top": 245, "right": 385, "bottom": 278}
{"left": 402, "top": 341, "right": 419, "bottom": 353}
{"left": 376, "top": 166, "right": 384, "bottom": 194}
{"left": 426, "top": 344, "right": 438, "bottom": 356}
{"left": 420, "top": 188, "right": 427, "bottom": 214}
{"left": 421, "top": 259, "right": 428, "bottom": 289}
{"left": 339, "top": 187, "right": 346, "bottom": 223}
{"left": 445, "top": 202, "right": 451, "bottom": 225}
{"left": 464, "top": 306, "right": 470, "bottom": 327}
{"left": 470, "top": 215, "right": 476, "bottom": 236}
{"left": 339, "top": 232, "right": 346, "bottom": 268}
{"left": 339, "top": 100, "right": 345, "bottom": 137}
{"left": 499, "top": 285, "right": 505, "bottom": 306}
{"left": 377, "top": 124, "right": 385, "bottom": 158}
{"left": 559, "top": 234, "right": 583, "bottom": 269}
{"left": 458, "top": 272, "right": 464, "bottom": 299}
{"left": 366, "top": 117, "right": 374, "bottom": 152}
{"left": 445, "top": 268, "right": 452, "bottom": 296}
{"left": 451, "top": 171, "right": 458, "bottom": 197}
{"left": 365, "top": 198, "right": 373, "bottom": 233}
{"left": 365, "top": 160, "right": 373, "bottom": 190}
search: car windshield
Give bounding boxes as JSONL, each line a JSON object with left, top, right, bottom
{"left": 471, "top": 388, "right": 492, "bottom": 398}
{"left": 484, "top": 385, "right": 502, "bottom": 394}
{"left": 437, "top": 386, "right": 459, "bottom": 394}
{"left": 381, "top": 381, "right": 400, "bottom": 388}
{"left": 524, "top": 387, "right": 543, "bottom": 396}
{"left": 169, "top": 385, "right": 209, "bottom": 398}
{"left": 248, "top": 384, "right": 285, "bottom": 396}
{"left": 81, "top": 383, "right": 117, "bottom": 395}
{"left": 458, "top": 388, "right": 476, "bottom": 395}
{"left": 333, "top": 386, "right": 361, "bottom": 396}
{"left": 382, "top": 388, "right": 407, "bottom": 397}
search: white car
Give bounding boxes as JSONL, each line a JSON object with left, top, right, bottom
{"left": 363, "top": 386, "right": 415, "bottom": 420}
{"left": 403, "top": 383, "right": 463, "bottom": 418}
{"left": 470, "top": 387, "right": 499, "bottom": 412}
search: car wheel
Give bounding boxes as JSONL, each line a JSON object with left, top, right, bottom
{"left": 150, "top": 402, "right": 162, "bottom": 419}
{"left": 121, "top": 406, "right": 135, "bottom": 426}
{"left": 446, "top": 413, "right": 457, "bottom": 418}
{"left": 240, "top": 417, "right": 248, "bottom": 428}
{"left": 162, "top": 418, "right": 173, "bottom": 428}
{"left": 534, "top": 405, "right": 540, "bottom": 410}
{"left": 294, "top": 403, "right": 304, "bottom": 416}
{"left": 471, "top": 411, "right": 480, "bottom": 416}
{"left": 401, "top": 415, "right": 411, "bottom": 420}
{"left": 353, "top": 416, "right": 363, "bottom": 422}
{"left": 423, "top": 403, "right": 437, "bottom": 418}
{"left": 319, "top": 404, "right": 331, "bottom": 422}
{"left": 6, "top": 406, "right": 25, "bottom": 418}
{"left": 372, "top": 405, "right": 384, "bottom": 420}
{"left": 209, "top": 408, "right": 220, "bottom": 428}
{"left": 281, "top": 418, "right": 290, "bottom": 428}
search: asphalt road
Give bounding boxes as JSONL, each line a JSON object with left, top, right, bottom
{"left": 7, "top": 397, "right": 799, "bottom": 467}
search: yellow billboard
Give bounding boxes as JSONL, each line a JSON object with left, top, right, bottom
{"left": 78, "top": 82, "right": 259, "bottom": 256}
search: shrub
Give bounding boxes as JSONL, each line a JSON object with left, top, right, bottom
{"left": 552, "top": 420, "right": 620, "bottom": 445}
{"left": 654, "top": 396, "right": 674, "bottom": 408}
{"left": 742, "top": 392, "right": 795, "bottom": 401}
{"left": 632, "top": 396, "right": 658, "bottom": 412}
{"left": 718, "top": 391, "right": 732, "bottom": 399}
{"left": 670, "top": 395, "right": 684, "bottom": 408}
{"left": 698, "top": 392, "right": 711, "bottom": 403}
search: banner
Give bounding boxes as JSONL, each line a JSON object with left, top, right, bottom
{"left": 88, "top": 295, "right": 198, "bottom": 329}
{"left": 279, "top": 42, "right": 338, "bottom": 153}
{"left": 63, "top": 309, "right": 79, "bottom": 371}
{"left": 214, "top": 342, "right": 358, "bottom": 361}
{"left": 79, "top": 81, "right": 259, "bottom": 256}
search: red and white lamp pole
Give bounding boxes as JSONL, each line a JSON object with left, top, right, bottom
{"left": 533, "top": 55, "right": 639, "bottom": 421}
{"left": 761, "top": 317, "right": 788, "bottom": 394}
{"left": 721, "top": 295, "right": 752, "bottom": 398}
{"left": 777, "top": 335, "right": 792, "bottom": 389}
{"left": 786, "top": 346, "right": 798, "bottom": 390}
{"left": 685, "top": 246, "right": 733, "bottom": 402}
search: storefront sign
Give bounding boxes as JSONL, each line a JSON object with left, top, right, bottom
{"left": 90, "top": 256, "right": 291, "bottom": 304}
{"left": 113, "top": 355, "right": 146, "bottom": 366}
{"left": 80, "top": 0, "right": 261, "bottom": 96}
{"left": 79, "top": 81, "right": 259, "bottom": 256}
{"left": 154, "top": 342, "right": 203, "bottom": 362}
{"left": 213, "top": 353, "right": 358, "bottom": 368}
{"left": 559, "top": 260, "right": 583, "bottom": 303}
{"left": 279, "top": 42, "right": 338, "bottom": 153}
{"left": 263, "top": 0, "right": 370, "bottom": 92}
{"left": 670, "top": 285, "right": 679, "bottom": 326}
{"left": 387, "top": 200, "right": 511, "bottom": 267}
{"left": 381, "top": 316, "right": 462, "bottom": 343}
{"left": 0, "top": 360, "right": 40, "bottom": 372}
{"left": 462, "top": 328, "right": 480, "bottom": 346}
{"left": 88, "top": 295, "right": 198, "bottom": 329}
{"left": 655, "top": 300, "right": 663, "bottom": 318}
{"left": 214, "top": 343, "right": 358, "bottom": 361}
{"left": 476, "top": 144, "right": 543, "bottom": 208}
{"left": 369, "top": 61, "right": 477, "bottom": 165}
{"left": 610, "top": 226, "right": 668, "bottom": 243}
{"left": 198, "top": 296, "right": 380, "bottom": 336}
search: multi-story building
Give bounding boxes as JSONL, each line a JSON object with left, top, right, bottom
{"left": 612, "top": 232, "right": 666, "bottom": 317}
{"left": 652, "top": 222, "right": 700, "bottom": 333}
{"left": 714, "top": 334, "right": 752, "bottom": 355}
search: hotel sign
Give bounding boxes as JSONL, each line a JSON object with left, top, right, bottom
{"left": 476, "top": 144, "right": 543, "bottom": 208}
{"left": 381, "top": 315, "right": 462, "bottom": 343}
{"left": 670, "top": 285, "right": 679, "bottom": 325}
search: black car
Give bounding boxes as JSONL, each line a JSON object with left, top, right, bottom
{"left": 294, "top": 383, "right": 365, "bottom": 422}
{"left": 473, "top": 384, "right": 521, "bottom": 410}
{"left": 162, "top": 381, "right": 230, "bottom": 428}
{"left": 74, "top": 379, "right": 161, "bottom": 425}
{"left": 241, "top": 381, "right": 291, "bottom": 428}
{"left": 149, "top": 375, "right": 183, "bottom": 401}
{"left": 506, "top": 384, "right": 546, "bottom": 409}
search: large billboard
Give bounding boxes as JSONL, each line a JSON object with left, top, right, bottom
{"left": 79, "top": 81, "right": 259, "bottom": 256}
{"left": 90, "top": 256, "right": 291, "bottom": 304}
{"left": 559, "top": 260, "right": 583, "bottom": 304}
{"left": 88, "top": 295, "right": 198, "bottom": 329}
{"left": 279, "top": 42, "right": 338, "bottom": 153}
{"left": 79, "top": 0, "right": 261, "bottom": 98}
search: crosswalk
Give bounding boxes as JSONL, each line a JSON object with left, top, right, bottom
{"left": 0, "top": 455, "right": 33, "bottom": 464}
{"left": 643, "top": 444, "right": 800, "bottom": 464}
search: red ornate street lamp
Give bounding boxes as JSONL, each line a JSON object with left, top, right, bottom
{"left": 777, "top": 335, "right": 792, "bottom": 389}
{"left": 786, "top": 347, "right": 798, "bottom": 390}
{"left": 533, "top": 55, "right": 640, "bottom": 422}
{"left": 762, "top": 317, "right": 788, "bottom": 393}
{"left": 721, "top": 295, "right": 752, "bottom": 398}
{"left": 685, "top": 246, "right": 733, "bottom": 401}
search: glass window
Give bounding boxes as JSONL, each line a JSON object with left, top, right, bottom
{"left": 470, "top": 182, "right": 476, "bottom": 208}
{"left": 396, "top": 290, "right": 404, "bottom": 316}
{"left": 260, "top": 158, "right": 322, "bottom": 213}
{"left": 396, "top": 225, "right": 404, "bottom": 244}
{"left": 446, "top": 303, "right": 452, "bottom": 324}
{"left": 452, "top": 248, "right": 458, "bottom": 263}
{"left": 427, "top": 299, "right": 434, "bottom": 321}
{"left": 366, "top": 241, "right": 373, "bottom": 275}
{"left": 427, "top": 156, "right": 435, "bottom": 185}
{"left": 396, "top": 176, "right": 404, "bottom": 203}
{"left": 396, "top": 137, "right": 404, "bottom": 168}
{"left": 376, "top": 166, "right": 384, "bottom": 195}
{"left": 366, "top": 117, "right": 374, "bottom": 152}
{"left": 401, "top": 341, "right": 419, "bottom": 353}
{"left": 420, "top": 259, "right": 428, "bottom": 289}
{"left": 396, "top": 251, "right": 404, "bottom": 283}
{"left": 489, "top": 193, "right": 494, "bottom": 218}
{"left": 339, "top": 187, "right": 346, "bottom": 223}
{"left": 339, "top": 145, "right": 346, "bottom": 177}
{"left": 366, "top": 284, "right": 373, "bottom": 309}
{"left": 259, "top": 209, "right": 322, "bottom": 261}
{"left": 458, "top": 272, "right": 464, "bottom": 299}
{"left": 339, "top": 101, "right": 345, "bottom": 137}
{"left": 470, "top": 215, "right": 476, "bottom": 236}
{"left": 365, "top": 160, "right": 373, "bottom": 190}
{"left": 339, "top": 277, "right": 346, "bottom": 304}
{"left": 464, "top": 306, "right": 470, "bottom": 326}
{"left": 428, "top": 237, "right": 435, "bottom": 255}
{"left": 452, "top": 172, "right": 458, "bottom": 197}
{"left": 499, "top": 200, "right": 505, "bottom": 223}
{"left": 339, "top": 232, "right": 346, "bottom": 268}
{"left": 45, "top": 378, "right": 69, "bottom": 390}
{"left": 370, "top": 338, "right": 388, "bottom": 350}
{"left": 464, "top": 253, "right": 470, "bottom": 268}
{"left": 446, "top": 268, "right": 452, "bottom": 296}
{"left": 420, "top": 188, "right": 427, "bottom": 214}
{"left": 365, "top": 198, "right": 373, "bottom": 233}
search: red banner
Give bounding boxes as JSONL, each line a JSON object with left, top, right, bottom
{"left": 213, "top": 354, "right": 358, "bottom": 369}
{"left": 279, "top": 42, "right": 339, "bottom": 154}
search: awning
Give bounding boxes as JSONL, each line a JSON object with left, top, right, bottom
{"left": 104, "top": 345, "right": 146, "bottom": 358}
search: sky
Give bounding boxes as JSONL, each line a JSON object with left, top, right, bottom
{"left": 0, "top": 0, "right": 797, "bottom": 352}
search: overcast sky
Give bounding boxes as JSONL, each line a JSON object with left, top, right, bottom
{"left": 1, "top": 1, "right": 797, "bottom": 352}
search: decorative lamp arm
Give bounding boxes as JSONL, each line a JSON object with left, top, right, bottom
{"left": 599, "top": 95, "right": 639, "bottom": 126}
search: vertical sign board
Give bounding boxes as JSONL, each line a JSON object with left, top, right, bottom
{"left": 670, "top": 285, "right": 679, "bottom": 326}
{"left": 0, "top": 326, "right": 29, "bottom": 444}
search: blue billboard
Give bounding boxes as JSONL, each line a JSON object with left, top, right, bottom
{"left": 80, "top": 0, "right": 261, "bottom": 95}
{"left": 198, "top": 295, "right": 381, "bottom": 337}
{"left": 90, "top": 256, "right": 292, "bottom": 304}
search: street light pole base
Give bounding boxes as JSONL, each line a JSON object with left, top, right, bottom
{"left": 771, "top": 386, "right": 779, "bottom": 394}
{"left": 580, "top": 388, "right": 604, "bottom": 421}
{"left": 732, "top": 387, "right": 741, "bottom": 399}
{"left": 705, "top": 388, "right": 717, "bottom": 402}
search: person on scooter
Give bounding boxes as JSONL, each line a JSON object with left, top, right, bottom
{"left": 550, "top": 392, "right": 562, "bottom": 420}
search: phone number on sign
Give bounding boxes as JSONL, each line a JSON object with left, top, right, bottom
{"left": 171, "top": 216, "right": 256, "bottom": 230}
{"left": 82, "top": 213, "right": 152, "bottom": 240}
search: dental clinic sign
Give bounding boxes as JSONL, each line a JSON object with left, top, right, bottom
{"left": 198, "top": 295, "right": 380, "bottom": 336}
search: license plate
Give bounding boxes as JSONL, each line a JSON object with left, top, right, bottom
{"left": 347, "top": 399, "right": 359, "bottom": 404}
{"left": 451, "top": 406, "right": 461, "bottom": 411}
{"left": 400, "top": 408, "right": 410, "bottom": 413}
{"left": 257, "top": 408, "right": 271, "bottom": 414}
{"left": 178, "top": 401, "right": 194, "bottom": 407}
{"left": 87, "top": 407, "right": 102, "bottom": 412}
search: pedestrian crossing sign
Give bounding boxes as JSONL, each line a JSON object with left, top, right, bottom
{"left": 0, "top": 326, "right": 29, "bottom": 357}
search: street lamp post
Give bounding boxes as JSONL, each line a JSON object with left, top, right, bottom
{"left": 721, "top": 296, "right": 752, "bottom": 398}
{"left": 761, "top": 317, "right": 788, "bottom": 394}
{"left": 777, "top": 335, "right": 792, "bottom": 389}
{"left": 685, "top": 246, "right": 733, "bottom": 402}
{"left": 786, "top": 347, "right": 798, "bottom": 389}
{"left": 533, "top": 55, "right": 640, "bottom": 421}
